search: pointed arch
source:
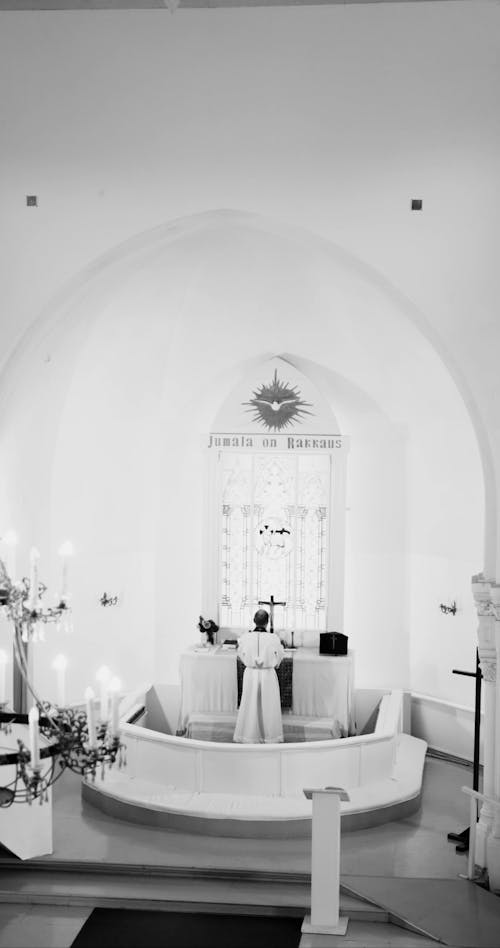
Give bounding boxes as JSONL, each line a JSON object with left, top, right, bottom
{"left": 204, "top": 356, "right": 347, "bottom": 643}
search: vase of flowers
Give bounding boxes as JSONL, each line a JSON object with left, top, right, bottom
{"left": 197, "top": 615, "right": 219, "bottom": 647}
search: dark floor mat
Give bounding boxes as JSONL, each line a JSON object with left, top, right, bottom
{"left": 70, "top": 907, "right": 303, "bottom": 948}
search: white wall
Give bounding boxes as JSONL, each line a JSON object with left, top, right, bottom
{"left": 0, "top": 3, "right": 493, "bottom": 716}
{"left": 0, "top": 216, "right": 483, "bottom": 709}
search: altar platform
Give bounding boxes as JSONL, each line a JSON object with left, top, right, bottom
{"left": 83, "top": 686, "right": 427, "bottom": 838}
{"left": 185, "top": 711, "right": 344, "bottom": 742}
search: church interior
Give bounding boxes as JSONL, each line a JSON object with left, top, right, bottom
{"left": 0, "top": 0, "right": 500, "bottom": 945}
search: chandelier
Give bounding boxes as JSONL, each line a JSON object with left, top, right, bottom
{"left": 0, "top": 540, "right": 125, "bottom": 807}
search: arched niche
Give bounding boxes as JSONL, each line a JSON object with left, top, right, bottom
{"left": 203, "top": 356, "right": 348, "bottom": 644}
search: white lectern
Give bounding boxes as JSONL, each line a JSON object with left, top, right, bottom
{"left": 301, "top": 786, "right": 350, "bottom": 937}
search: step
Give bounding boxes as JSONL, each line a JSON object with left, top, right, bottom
{"left": 0, "top": 867, "right": 385, "bottom": 921}
{"left": 81, "top": 732, "right": 426, "bottom": 837}
{"left": 299, "top": 920, "right": 444, "bottom": 947}
{"left": 0, "top": 865, "right": 448, "bottom": 946}
{"left": 185, "top": 712, "right": 343, "bottom": 742}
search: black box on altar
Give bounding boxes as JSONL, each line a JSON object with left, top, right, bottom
{"left": 319, "top": 632, "right": 348, "bottom": 656}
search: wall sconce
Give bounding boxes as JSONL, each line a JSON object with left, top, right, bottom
{"left": 440, "top": 601, "right": 457, "bottom": 616}
{"left": 100, "top": 593, "right": 118, "bottom": 608}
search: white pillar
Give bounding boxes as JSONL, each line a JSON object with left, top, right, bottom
{"left": 477, "top": 661, "right": 497, "bottom": 865}
{"left": 471, "top": 574, "right": 500, "bottom": 891}
{"left": 486, "top": 583, "right": 500, "bottom": 892}
{"left": 301, "top": 787, "right": 349, "bottom": 937}
{"left": 472, "top": 575, "right": 497, "bottom": 867}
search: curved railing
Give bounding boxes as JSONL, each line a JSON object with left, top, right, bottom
{"left": 119, "top": 689, "right": 403, "bottom": 799}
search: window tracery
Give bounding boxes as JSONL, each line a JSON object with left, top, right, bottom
{"left": 219, "top": 452, "right": 330, "bottom": 634}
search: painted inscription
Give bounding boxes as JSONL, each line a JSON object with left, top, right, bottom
{"left": 207, "top": 434, "right": 343, "bottom": 450}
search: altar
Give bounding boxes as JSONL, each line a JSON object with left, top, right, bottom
{"left": 177, "top": 646, "right": 354, "bottom": 740}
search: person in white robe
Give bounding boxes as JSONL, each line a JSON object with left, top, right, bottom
{"left": 233, "top": 609, "right": 284, "bottom": 744}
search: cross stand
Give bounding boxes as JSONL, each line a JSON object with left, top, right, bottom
{"left": 447, "top": 648, "right": 482, "bottom": 853}
{"left": 258, "top": 594, "right": 286, "bottom": 636}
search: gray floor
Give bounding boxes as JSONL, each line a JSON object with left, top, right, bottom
{"left": 0, "top": 753, "right": 496, "bottom": 948}
{"left": 42, "top": 752, "right": 471, "bottom": 878}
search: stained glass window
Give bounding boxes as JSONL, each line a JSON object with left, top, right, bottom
{"left": 219, "top": 453, "right": 330, "bottom": 634}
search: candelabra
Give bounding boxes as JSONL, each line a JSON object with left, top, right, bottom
{"left": 0, "top": 551, "right": 125, "bottom": 807}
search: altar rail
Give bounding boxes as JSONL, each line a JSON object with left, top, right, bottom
{"left": 120, "top": 690, "right": 403, "bottom": 800}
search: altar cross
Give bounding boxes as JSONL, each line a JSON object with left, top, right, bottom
{"left": 258, "top": 594, "right": 286, "bottom": 634}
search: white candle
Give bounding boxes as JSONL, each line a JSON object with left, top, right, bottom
{"left": 0, "top": 650, "right": 7, "bottom": 704}
{"left": 28, "top": 547, "right": 40, "bottom": 611}
{"left": 28, "top": 705, "right": 40, "bottom": 769}
{"left": 96, "top": 665, "right": 111, "bottom": 723}
{"left": 58, "top": 541, "right": 73, "bottom": 602}
{"left": 3, "top": 530, "right": 17, "bottom": 581}
{"left": 52, "top": 654, "right": 67, "bottom": 706}
{"left": 85, "top": 686, "right": 97, "bottom": 748}
{"left": 109, "top": 677, "right": 121, "bottom": 737}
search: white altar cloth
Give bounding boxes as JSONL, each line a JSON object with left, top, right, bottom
{"left": 178, "top": 646, "right": 353, "bottom": 735}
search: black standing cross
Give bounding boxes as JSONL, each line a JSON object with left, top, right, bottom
{"left": 258, "top": 595, "right": 286, "bottom": 634}
{"left": 447, "top": 648, "right": 482, "bottom": 853}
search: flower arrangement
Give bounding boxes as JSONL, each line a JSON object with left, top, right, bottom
{"left": 197, "top": 615, "right": 219, "bottom": 646}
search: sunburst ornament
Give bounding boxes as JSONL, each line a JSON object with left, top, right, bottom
{"left": 243, "top": 370, "right": 313, "bottom": 431}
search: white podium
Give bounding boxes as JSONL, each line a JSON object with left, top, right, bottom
{"left": 301, "top": 786, "right": 350, "bottom": 937}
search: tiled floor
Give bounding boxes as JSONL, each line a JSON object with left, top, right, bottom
{"left": 0, "top": 753, "right": 495, "bottom": 948}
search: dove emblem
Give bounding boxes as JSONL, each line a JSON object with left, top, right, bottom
{"left": 243, "top": 369, "right": 313, "bottom": 431}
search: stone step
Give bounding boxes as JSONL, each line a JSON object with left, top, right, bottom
{"left": 0, "top": 865, "right": 448, "bottom": 946}
{"left": 0, "top": 867, "right": 386, "bottom": 920}
{"left": 300, "top": 920, "right": 446, "bottom": 947}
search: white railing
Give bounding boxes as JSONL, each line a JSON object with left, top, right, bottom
{"left": 119, "top": 690, "right": 404, "bottom": 799}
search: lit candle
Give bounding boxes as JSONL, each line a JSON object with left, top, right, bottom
{"left": 85, "top": 686, "right": 97, "bottom": 748}
{"left": 0, "top": 650, "right": 8, "bottom": 704}
{"left": 3, "top": 530, "right": 17, "bottom": 581}
{"left": 58, "top": 541, "right": 73, "bottom": 602}
{"left": 109, "top": 677, "right": 121, "bottom": 737}
{"left": 96, "top": 665, "right": 111, "bottom": 723}
{"left": 28, "top": 547, "right": 40, "bottom": 611}
{"left": 28, "top": 705, "right": 40, "bottom": 769}
{"left": 52, "top": 654, "right": 67, "bottom": 706}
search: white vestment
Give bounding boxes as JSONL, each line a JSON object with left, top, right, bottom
{"left": 233, "top": 630, "right": 284, "bottom": 744}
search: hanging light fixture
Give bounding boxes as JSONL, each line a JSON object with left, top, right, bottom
{"left": 0, "top": 544, "right": 125, "bottom": 807}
